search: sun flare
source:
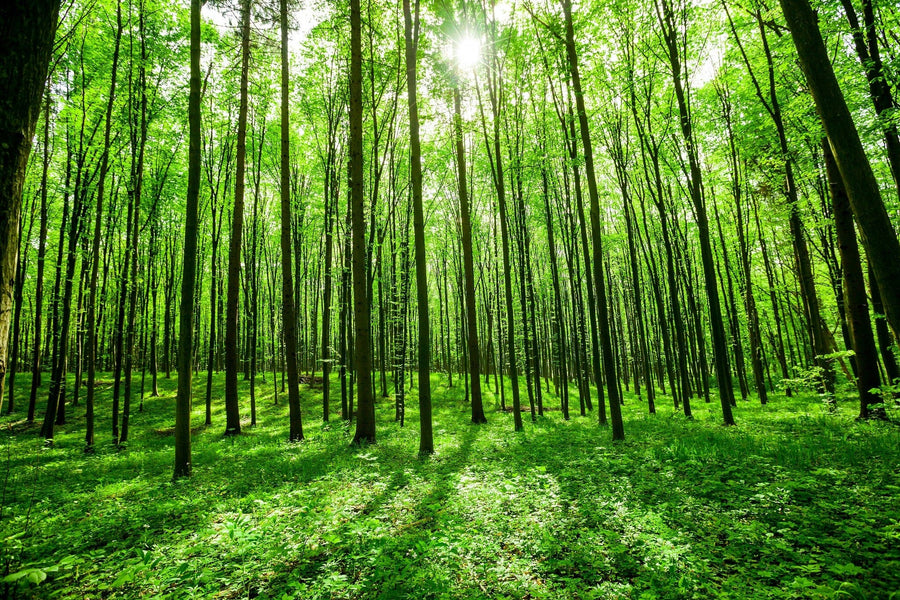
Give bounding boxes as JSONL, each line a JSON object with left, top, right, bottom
{"left": 455, "top": 35, "right": 482, "bottom": 70}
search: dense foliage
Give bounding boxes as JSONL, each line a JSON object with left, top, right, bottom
{"left": 2, "top": 0, "right": 900, "bottom": 595}
{"left": 3, "top": 376, "right": 899, "bottom": 598}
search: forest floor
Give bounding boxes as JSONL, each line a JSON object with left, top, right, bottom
{"left": 1, "top": 373, "right": 899, "bottom": 599}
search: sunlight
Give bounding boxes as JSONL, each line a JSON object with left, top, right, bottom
{"left": 455, "top": 34, "right": 482, "bottom": 70}
{"left": 494, "top": 1, "right": 511, "bottom": 24}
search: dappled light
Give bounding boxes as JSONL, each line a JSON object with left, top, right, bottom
{"left": 2, "top": 0, "right": 900, "bottom": 597}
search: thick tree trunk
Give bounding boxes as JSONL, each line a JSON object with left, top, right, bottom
{"left": 779, "top": 0, "right": 900, "bottom": 339}
{"left": 0, "top": 1, "right": 60, "bottom": 409}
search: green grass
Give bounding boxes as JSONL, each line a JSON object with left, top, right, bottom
{"left": 1, "top": 372, "right": 899, "bottom": 599}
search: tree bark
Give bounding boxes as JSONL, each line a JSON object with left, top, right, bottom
{"left": 350, "top": 0, "right": 376, "bottom": 444}
{"left": 224, "top": 0, "right": 252, "bottom": 436}
{"left": 0, "top": 1, "right": 61, "bottom": 409}
{"left": 174, "top": 0, "right": 202, "bottom": 479}
{"left": 824, "top": 140, "right": 883, "bottom": 418}
{"left": 778, "top": 0, "right": 900, "bottom": 340}
{"left": 403, "top": 0, "right": 433, "bottom": 453}
{"left": 281, "top": 0, "right": 303, "bottom": 442}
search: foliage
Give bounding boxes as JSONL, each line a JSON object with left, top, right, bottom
{"left": 2, "top": 374, "right": 899, "bottom": 599}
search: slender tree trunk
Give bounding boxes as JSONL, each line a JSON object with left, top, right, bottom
{"left": 41, "top": 126, "right": 89, "bottom": 438}
{"left": 564, "top": 106, "right": 599, "bottom": 416}
{"left": 86, "top": 1, "right": 122, "bottom": 448}
{"left": 475, "top": 67, "right": 520, "bottom": 429}
{"left": 562, "top": 0, "right": 624, "bottom": 439}
{"left": 224, "top": 0, "right": 252, "bottom": 436}
{"left": 543, "top": 164, "right": 569, "bottom": 419}
{"left": 174, "top": 0, "right": 202, "bottom": 479}
{"left": 712, "top": 198, "right": 749, "bottom": 401}
{"left": 6, "top": 206, "right": 29, "bottom": 414}
{"left": 453, "top": 85, "right": 487, "bottom": 424}
{"left": 840, "top": 0, "right": 900, "bottom": 201}
{"left": 403, "top": 0, "right": 433, "bottom": 453}
{"left": 606, "top": 113, "right": 654, "bottom": 413}
{"left": 657, "top": 0, "right": 735, "bottom": 424}
{"left": 824, "top": 141, "right": 883, "bottom": 418}
{"left": 350, "top": 0, "right": 376, "bottom": 444}
{"left": 21, "top": 92, "right": 51, "bottom": 418}
{"left": 281, "top": 0, "right": 303, "bottom": 441}
{"left": 321, "top": 157, "right": 335, "bottom": 422}
{"left": 719, "top": 84, "right": 768, "bottom": 403}
{"left": 121, "top": 6, "right": 148, "bottom": 444}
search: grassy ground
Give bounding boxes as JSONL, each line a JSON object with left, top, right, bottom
{"left": 1, "top": 371, "right": 898, "bottom": 599}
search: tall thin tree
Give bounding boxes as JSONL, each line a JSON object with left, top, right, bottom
{"left": 174, "top": 0, "right": 203, "bottom": 479}
{"left": 350, "top": 0, "right": 376, "bottom": 444}
{"left": 403, "top": 0, "right": 434, "bottom": 453}
{"left": 224, "top": 0, "right": 253, "bottom": 436}
{"left": 281, "top": 0, "right": 303, "bottom": 441}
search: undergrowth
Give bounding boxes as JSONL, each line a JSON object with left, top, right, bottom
{"left": 1, "top": 373, "right": 898, "bottom": 599}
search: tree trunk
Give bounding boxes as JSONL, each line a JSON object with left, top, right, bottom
{"left": 224, "top": 0, "right": 252, "bottom": 436}
{"left": 563, "top": 0, "right": 624, "bottom": 440}
{"left": 657, "top": 0, "right": 735, "bottom": 425}
{"left": 824, "top": 140, "right": 883, "bottom": 418}
{"left": 778, "top": 0, "right": 900, "bottom": 340}
{"left": 85, "top": 1, "right": 123, "bottom": 448}
{"left": 403, "top": 0, "right": 433, "bottom": 453}
{"left": 452, "top": 85, "right": 487, "bottom": 424}
{"left": 350, "top": 0, "right": 376, "bottom": 444}
{"left": 281, "top": 0, "right": 303, "bottom": 441}
{"left": 0, "top": 1, "right": 61, "bottom": 404}
{"left": 174, "top": 0, "right": 202, "bottom": 479}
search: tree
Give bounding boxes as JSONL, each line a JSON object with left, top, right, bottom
{"left": 402, "top": 0, "right": 434, "bottom": 454}
{"left": 656, "top": 0, "right": 735, "bottom": 425}
{"left": 224, "top": 0, "right": 253, "bottom": 437}
{"left": 86, "top": 0, "right": 124, "bottom": 449}
{"left": 561, "top": 0, "right": 625, "bottom": 439}
{"left": 0, "top": 1, "right": 61, "bottom": 409}
{"left": 350, "top": 0, "right": 376, "bottom": 445}
{"left": 281, "top": 0, "right": 304, "bottom": 442}
{"left": 777, "top": 0, "right": 900, "bottom": 340}
{"left": 174, "top": 0, "right": 203, "bottom": 479}
{"left": 823, "top": 140, "right": 883, "bottom": 419}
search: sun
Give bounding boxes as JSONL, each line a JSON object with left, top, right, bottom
{"left": 455, "top": 35, "right": 482, "bottom": 70}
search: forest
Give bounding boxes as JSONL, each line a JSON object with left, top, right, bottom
{"left": 1, "top": 0, "right": 899, "bottom": 597}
